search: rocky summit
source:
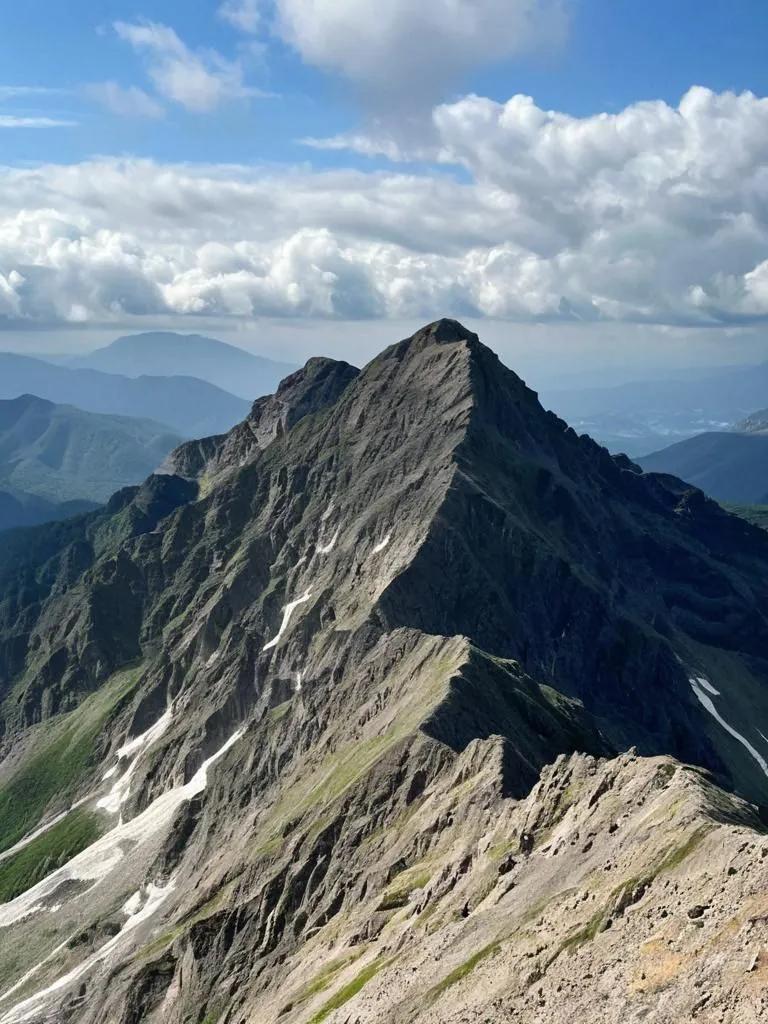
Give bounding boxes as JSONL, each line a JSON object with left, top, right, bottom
{"left": 1, "top": 320, "right": 768, "bottom": 1024}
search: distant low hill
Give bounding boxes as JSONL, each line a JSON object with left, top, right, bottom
{"left": 639, "top": 431, "right": 768, "bottom": 504}
{"left": 0, "top": 485, "right": 98, "bottom": 533}
{"left": 70, "top": 332, "right": 295, "bottom": 401}
{"left": 726, "top": 504, "right": 768, "bottom": 531}
{"left": 0, "top": 354, "right": 249, "bottom": 438}
{"left": 0, "top": 394, "right": 183, "bottom": 506}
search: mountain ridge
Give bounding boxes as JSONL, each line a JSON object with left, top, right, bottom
{"left": 0, "top": 353, "right": 250, "bottom": 438}
{"left": 1, "top": 321, "right": 768, "bottom": 1023}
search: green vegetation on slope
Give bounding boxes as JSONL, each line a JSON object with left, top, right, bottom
{"left": 0, "top": 664, "right": 142, "bottom": 852}
{"left": 0, "top": 394, "right": 182, "bottom": 505}
{"left": 308, "top": 956, "right": 393, "bottom": 1023}
{"left": 726, "top": 504, "right": 768, "bottom": 531}
{"left": 425, "top": 941, "right": 501, "bottom": 1002}
{"left": 0, "top": 807, "right": 103, "bottom": 902}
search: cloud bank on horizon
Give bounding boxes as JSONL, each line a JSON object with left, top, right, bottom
{"left": 0, "top": 0, "right": 767, "bottom": 333}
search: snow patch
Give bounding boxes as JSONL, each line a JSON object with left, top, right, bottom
{"left": 690, "top": 677, "right": 768, "bottom": 778}
{"left": 316, "top": 529, "right": 339, "bottom": 554}
{"left": 97, "top": 708, "right": 173, "bottom": 815}
{"left": 262, "top": 589, "right": 312, "bottom": 652}
{"left": 116, "top": 709, "right": 173, "bottom": 763}
{"left": 0, "top": 881, "right": 176, "bottom": 1024}
{"left": 2, "top": 712, "right": 173, "bottom": 866}
{"left": 693, "top": 675, "right": 720, "bottom": 697}
{"left": 295, "top": 672, "right": 302, "bottom": 694}
{"left": 372, "top": 532, "right": 391, "bottom": 553}
{"left": 0, "top": 727, "right": 244, "bottom": 930}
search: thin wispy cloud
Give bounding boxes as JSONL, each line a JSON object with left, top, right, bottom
{"left": 85, "top": 82, "right": 164, "bottom": 119}
{"left": 0, "top": 86, "right": 68, "bottom": 101}
{"left": 0, "top": 115, "right": 76, "bottom": 127}
{"left": 114, "top": 19, "right": 260, "bottom": 113}
{"left": 219, "top": 0, "right": 262, "bottom": 33}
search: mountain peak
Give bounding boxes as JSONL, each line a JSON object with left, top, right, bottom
{"left": 386, "top": 318, "right": 481, "bottom": 362}
{"left": 5, "top": 393, "right": 55, "bottom": 410}
{"left": 412, "top": 317, "right": 479, "bottom": 347}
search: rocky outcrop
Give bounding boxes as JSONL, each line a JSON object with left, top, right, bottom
{"left": 160, "top": 356, "right": 358, "bottom": 487}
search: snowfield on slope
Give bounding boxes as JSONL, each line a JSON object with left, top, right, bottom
{"left": 0, "top": 727, "right": 244, "bottom": 930}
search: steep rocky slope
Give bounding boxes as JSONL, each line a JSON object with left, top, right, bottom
{"left": 1, "top": 321, "right": 768, "bottom": 1024}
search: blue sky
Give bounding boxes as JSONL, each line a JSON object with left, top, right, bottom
{"left": 2, "top": 1, "right": 767, "bottom": 167}
{"left": 0, "top": 0, "right": 767, "bottom": 375}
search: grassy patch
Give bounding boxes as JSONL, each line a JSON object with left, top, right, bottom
{"left": 559, "top": 828, "right": 710, "bottom": 955}
{"left": 376, "top": 865, "right": 432, "bottom": 912}
{"left": 308, "top": 956, "right": 393, "bottom": 1023}
{"left": 0, "top": 807, "right": 104, "bottom": 902}
{"left": 560, "top": 906, "right": 609, "bottom": 952}
{"left": 266, "top": 701, "right": 291, "bottom": 724}
{"left": 425, "top": 941, "right": 500, "bottom": 1002}
{"left": 657, "top": 828, "right": 708, "bottom": 874}
{"left": 0, "top": 664, "right": 143, "bottom": 853}
{"left": 283, "top": 950, "right": 366, "bottom": 1013}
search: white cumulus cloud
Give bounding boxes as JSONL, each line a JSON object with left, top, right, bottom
{"left": 0, "top": 87, "right": 766, "bottom": 328}
{"left": 272, "top": 0, "right": 567, "bottom": 103}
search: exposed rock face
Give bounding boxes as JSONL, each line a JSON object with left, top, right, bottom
{"left": 161, "top": 356, "right": 359, "bottom": 487}
{"left": 1, "top": 320, "right": 768, "bottom": 1024}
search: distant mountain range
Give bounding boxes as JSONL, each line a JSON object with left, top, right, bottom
{"left": 0, "top": 353, "right": 249, "bottom": 438}
{"left": 542, "top": 360, "right": 768, "bottom": 456}
{"left": 0, "top": 486, "right": 98, "bottom": 533}
{"left": 69, "top": 332, "right": 295, "bottom": 401}
{"left": 639, "top": 430, "right": 768, "bottom": 504}
{"left": 0, "top": 394, "right": 182, "bottom": 508}
{"left": 638, "top": 402, "right": 768, "bottom": 506}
